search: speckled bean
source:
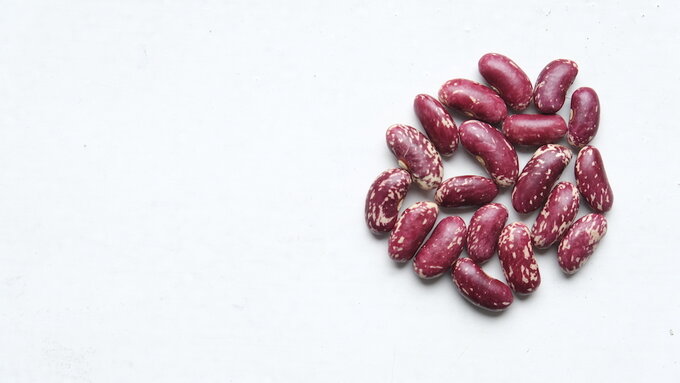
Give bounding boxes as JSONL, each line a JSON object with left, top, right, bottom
{"left": 531, "top": 182, "right": 580, "bottom": 249}
{"left": 502, "top": 114, "right": 567, "bottom": 146}
{"left": 498, "top": 222, "right": 540, "bottom": 294}
{"left": 388, "top": 202, "right": 439, "bottom": 262}
{"left": 365, "top": 168, "right": 412, "bottom": 234}
{"left": 575, "top": 145, "right": 613, "bottom": 213}
{"left": 567, "top": 87, "right": 600, "bottom": 147}
{"left": 451, "top": 258, "right": 513, "bottom": 311}
{"left": 413, "top": 216, "right": 466, "bottom": 279}
{"left": 534, "top": 59, "right": 578, "bottom": 114}
{"left": 386, "top": 124, "right": 443, "bottom": 190}
{"left": 434, "top": 175, "right": 498, "bottom": 208}
{"left": 511, "top": 144, "right": 572, "bottom": 214}
{"left": 557, "top": 213, "right": 608, "bottom": 274}
{"left": 414, "top": 94, "right": 459, "bottom": 157}
{"left": 438, "top": 79, "right": 508, "bottom": 124}
{"left": 466, "top": 203, "right": 508, "bottom": 264}
{"left": 459, "top": 120, "right": 519, "bottom": 187}
{"left": 478, "top": 53, "right": 533, "bottom": 111}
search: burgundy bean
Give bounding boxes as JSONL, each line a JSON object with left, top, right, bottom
{"left": 567, "top": 87, "right": 600, "bottom": 147}
{"left": 365, "top": 168, "right": 412, "bottom": 234}
{"left": 434, "top": 176, "right": 498, "bottom": 208}
{"left": 575, "top": 145, "right": 613, "bottom": 213}
{"left": 386, "top": 124, "right": 443, "bottom": 190}
{"left": 511, "top": 144, "right": 572, "bottom": 213}
{"left": 388, "top": 202, "right": 439, "bottom": 262}
{"left": 414, "top": 94, "right": 459, "bottom": 157}
{"left": 557, "top": 213, "right": 608, "bottom": 274}
{"left": 459, "top": 120, "right": 519, "bottom": 187}
{"left": 451, "top": 258, "right": 513, "bottom": 311}
{"left": 498, "top": 222, "right": 540, "bottom": 294}
{"left": 466, "top": 203, "right": 508, "bottom": 264}
{"left": 533, "top": 59, "right": 578, "bottom": 114}
{"left": 413, "top": 216, "right": 466, "bottom": 279}
{"left": 478, "top": 53, "right": 533, "bottom": 111}
{"left": 531, "top": 182, "right": 580, "bottom": 249}
{"left": 438, "top": 79, "right": 508, "bottom": 124}
{"left": 502, "top": 114, "right": 567, "bottom": 146}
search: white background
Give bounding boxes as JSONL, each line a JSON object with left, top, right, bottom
{"left": 0, "top": 0, "right": 678, "bottom": 381}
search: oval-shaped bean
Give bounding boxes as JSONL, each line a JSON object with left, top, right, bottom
{"left": 451, "top": 258, "right": 513, "bottom": 311}
{"left": 511, "top": 144, "right": 572, "bottom": 213}
{"left": 466, "top": 203, "right": 508, "bottom": 264}
{"left": 438, "top": 79, "right": 508, "bottom": 124}
{"left": 502, "top": 114, "right": 567, "bottom": 146}
{"left": 434, "top": 176, "right": 498, "bottom": 208}
{"left": 533, "top": 59, "right": 578, "bottom": 114}
{"left": 364, "top": 168, "right": 412, "bottom": 234}
{"left": 498, "top": 222, "right": 541, "bottom": 294}
{"left": 459, "top": 120, "right": 519, "bottom": 187}
{"left": 386, "top": 124, "right": 443, "bottom": 190}
{"left": 478, "top": 53, "right": 533, "bottom": 111}
{"left": 567, "top": 87, "right": 600, "bottom": 147}
{"left": 388, "top": 201, "right": 439, "bottom": 262}
{"left": 413, "top": 216, "right": 467, "bottom": 279}
{"left": 557, "top": 213, "right": 607, "bottom": 274}
{"left": 414, "top": 94, "right": 459, "bottom": 157}
{"left": 531, "top": 182, "right": 580, "bottom": 249}
{"left": 575, "top": 145, "right": 613, "bottom": 213}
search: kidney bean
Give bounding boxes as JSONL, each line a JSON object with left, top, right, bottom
{"left": 531, "top": 182, "right": 580, "bottom": 249}
{"left": 498, "top": 222, "right": 541, "bottom": 294}
{"left": 459, "top": 120, "right": 519, "bottom": 187}
{"left": 438, "top": 79, "right": 508, "bottom": 124}
{"left": 533, "top": 59, "right": 578, "bottom": 114}
{"left": 451, "top": 258, "right": 513, "bottom": 311}
{"left": 413, "top": 216, "right": 466, "bottom": 279}
{"left": 365, "top": 168, "right": 412, "bottom": 234}
{"left": 466, "top": 203, "right": 508, "bottom": 264}
{"left": 414, "top": 94, "right": 459, "bottom": 157}
{"left": 557, "top": 213, "right": 608, "bottom": 274}
{"left": 478, "top": 53, "right": 533, "bottom": 111}
{"left": 575, "top": 145, "right": 613, "bottom": 213}
{"left": 502, "top": 114, "right": 567, "bottom": 146}
{"left": 388, "top": 202, "right": 439, "bottom": 262}
{"left": 386, "top": 124, "right": 443, "bottom": 190}
{"left": 511, "top": 144, "right": 572, "bottom": 213}
{"left": 567, "top": 87, "right": 600, "bottom": 147}
{"left": 434, "top": 176, "right": 498, "bottom": 208}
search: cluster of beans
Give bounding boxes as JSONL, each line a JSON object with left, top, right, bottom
{"left": 364, "top": 53, "right": 612, "bottom": 312}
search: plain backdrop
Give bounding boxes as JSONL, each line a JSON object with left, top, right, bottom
{"left": 0, "top": 0, "right": 679, "bottom": 381}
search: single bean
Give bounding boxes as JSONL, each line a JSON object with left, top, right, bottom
{"left": 386, "top": 124, "right": 443, "bottom": 190}
{"left": 511, "top": 144, "right": 572, "bottom": 213}
{"left": 388, "top": 201, "right": 439, "bottom": 262}
{"left": 414, "top": 94, "right": 459, "bottom": 157}
{"left": 567, "top": 87, "right": 600, "bottom": 147}
{"left": 531, "top": 182, "right": 580, "bottom": 249}
{"left": 498, "top": 222, "right": 541, "bottom": 294}
{"left": 413, "top": 216, "right": 466, "bottom": 279}
{"left": 478, "top": 53, "right": 533, "bottom": 111}
{"left": 502, "top": 114, "right": 567, "bottom": 146}
{"left": 365, "top": 168, "right": 412, "bottom": 234}
{"left": 557, "top": 213, "right": 608, "bottom": 274}
{"left": 533, "top": 59, "right": 578, "bottom": 114}
{"left": 438, "top": 79, "right": 507, "bottom": 124}
{"left": 451, "top": 258, "right": 513, "bottom": 311}
{"left": 575, "top": 145, "right": 613, "bottom": 213}
{"left": 466, "top": 203, "right": 508, "bottom": 264}
{"left": 459, "top": 120, "right": 519, "bottom": 187}
{"left": 434, "top": 175, "right": 498, "bottom": 208}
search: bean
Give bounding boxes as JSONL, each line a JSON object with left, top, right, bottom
{"left": 575, "top": 145, "right": 613, "bottom": 213}
{"left": 533, "top": 59, "right": 578, "bottom": 114}
{"left": 414, "top": 94, "right": 459, "bottom": 157}
{"left": 502, "top": 114, "right": 567, "bottom": 146}
{"left": 557, "top": 213, "right": 607, "bottom": 274}
{"left": 365, "top": 168, "right": 412, "bottom": 234}
{"left": 438, "top": 79, "right": 507, "bottom": 124}
{"left": 386, "top": 124, "right": 443, "bottom": 190}
{"left": 388, "top": 202, "right": 439, "bottom": 262}
{"left": 451, "top": 258, "right": 513, "bottom": 311}
{"left": 567, "top": 87, "right": 600, "bottom": 147}
{"left": 466, "top": 203, "right": 508, "bottom": 264}
{"left": 531, "top": 182, "right": 580, "bottom": 249}
{"left": 511, "top": 144, "right": 572, "bottom": 213}
{"left": 413, "top": 216, "right": 466, "bottom": 279}
{"left": 434, "top": 176, "right": 498, "bottom": 208}
{"left": 498, "top": 222, "right": 540, "bottom": 294}
{"left": 459, "top": 120, "right": 519, "bottom": 187}
{"left": 478, "top": 53, "right": 533, "bottom": 111}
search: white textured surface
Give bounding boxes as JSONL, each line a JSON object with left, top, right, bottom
{"left": 0, "top": 0, "right": 678, "bottom": 381}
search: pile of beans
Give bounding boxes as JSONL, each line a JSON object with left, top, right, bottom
{"left": 365, "top": 53, "right": 612, "bottom": 312}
